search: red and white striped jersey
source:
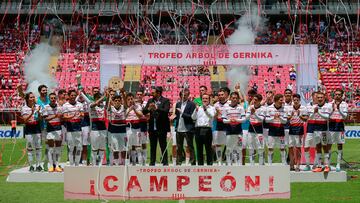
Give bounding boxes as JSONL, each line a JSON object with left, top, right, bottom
{"left": 62, "top": 102, "right": 84, "bottom": 120}
{"left": 245, "top": 105, "right": 265, "bottom": 125}
{"left": 90, "top": 102, "right": 105, "bottom": 120}
{"left": 287, "top": 105, "right": 308, "bottom": 125}
{"left": 222, "top": 104, "right": 246, "bottom": 125}
{"left": 21, "top": 104, "right": 41, "bottom": 123}
{"left": 109, "top": 105, "right": 125, "bottom": 122}
{"left": 125, "top": 104, "right": 142, "bottom": 121}
{"left": 329, "top": 101, "right": 348, "bottom": 121}
{"left": 214, "top": 101, "right": 229, "bottom": 121}
{"left": 41, "top": 104, "right": 62, "bottom": 124}
{"left": 308, "top": 103, "right": 332, "bottom": 123}
{"left": 265, "top": 104, "right": 288, "bottom": 125}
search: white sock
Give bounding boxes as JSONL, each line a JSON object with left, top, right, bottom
{"left": 337, "top": 150, "right": 342, "bottom": 166}
{"left": 98, "top": 151, "right": 104, "bottom": 166}
{"left": 75, "top": 149, "right": 82, "bottom": 166}
{"left": 125, "top": 158, "right": 130, "bottom": 165}
{"left": 55, "top": 147, "right": 62, "bottom": 166}
{"left": 304, "top": 151, "right": 310, "bottom": 166}
{"left": 324, "top": 153, "right": 329, "bottom": 166}
{"left": 185, "top": 157, "right": 190, "bottom": 166}
{"left": 131, "top": 150, "right": 137, "bottom": 165}
{"left": 142, "top": 149, "right": 147, "bottom": 165}
{"left": 137, "top": 149, "right": 143, "bottom": 165}
{"left": 28, "top": 150, "right": 34, "bottom": 167}
{"left": 109, "top": 152, "right": 114, "bottom": 166}
{"left": 173, "top": 157, "right": 177, "bottom": 166}
{"left": 259, "top": 150, "right": 264, "bottom": 165}
{"left": 48, "top": 147, "right": 54, "bottom": 167}
{"left": 91, "top": 151, "right": 97, "bottom": 166}
{"left": 281, "top": 150, "right": 286, "bottom": 165}
{"left": 237, "top": 150, "right": 243, "bottom": 166}
{"left": 226, "top": 149, "right": 231, "bottom": 165}
{"left": 317, "top": 153, "right": 322, "bottom": 166}
{"left": 268, "top": 151, "right": 273, "bottom": 165}
{"left": 249, "top": 149, "right": 254, "bottom": 165}
{"left": 216, "top": 146, "right": 222, "bottom": 163}
{"left": 35, "top": 149, "right": 42, "bottom": 167}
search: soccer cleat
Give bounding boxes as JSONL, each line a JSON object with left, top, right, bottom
{"left": 29, "top": 166, "right": 35, "bottom": 172}
{"left": 312, "top": 166, "right": 323, "bottom": 172}
{"left": 36, "top": 165, "right": 43, "bottom": 172}
{"left": 55, "top": 166, "right": 63, "bottom": 172}
{"left": 48, "top": 167, "right": 55, "bottom": 172}
{"left": 324, "top": 166, "right": 330, "bottom": 173}
{"left": 336, "top": 164, "right": 341, "bottom": 172}
{"left": 303, "top": 165, "right": 311, "bottom": 171}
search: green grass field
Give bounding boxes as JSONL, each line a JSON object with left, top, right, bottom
{"left": 0, "top": 138, "right": 360, "bottom": 203}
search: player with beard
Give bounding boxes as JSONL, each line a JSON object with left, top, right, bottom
{"left": 328, "top": 89, "right": 348, "bottom": 172}
{"left": 304, "top": 92, "right": 319, "bottom": 171}
{"left": 262, "top": 90, "right": 274, "bottom": 163}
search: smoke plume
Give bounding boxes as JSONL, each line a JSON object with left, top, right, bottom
{"left": 225, "top": 6, "right": 267, "bottom": 94}
{"left": 24, "top": 43, "right": 58, "bottom": 97}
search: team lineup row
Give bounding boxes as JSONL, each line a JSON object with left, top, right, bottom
{"left": 18, "top": 84, "right": 348, "bottom": 173}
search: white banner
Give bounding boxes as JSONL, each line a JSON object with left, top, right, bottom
{"left": 100, "top": 45, "right": 299, "bottom": 66}
{"left": 345, "top": 126, "right": 360, "bottom": 139}
{"left": 64, "top": 166, "right": 290, "bottom": 200}
{"left": 0, "top": 126, "right": 23, "bottom": 139}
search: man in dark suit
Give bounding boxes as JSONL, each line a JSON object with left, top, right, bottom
{"left": 174, "top": 88, "right": 196, "bottom": 165}
{"left": 143, "top": 86, "right": 170, "bottom": 166}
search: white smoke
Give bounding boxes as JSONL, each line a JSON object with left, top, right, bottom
{"left": 24, "top": 43, "right": 58, "bottom": 97}
{"left": 225, "top": 6, "right": 267, "bottom": 94}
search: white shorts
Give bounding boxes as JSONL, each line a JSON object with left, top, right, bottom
{"left": 284, "top": 129, "right": 290, "bottom": 146}
{"left": 213, "top": 131, "right": 226, "bottom": 145}
{"left": 126, "top": 128, "right": 142, "bottom": 147}
{"left": 263, "top": 128, "right": 269, "bottom": 146}
{"left": 329, "top": 131, "right": 345, "bottom": 144}
{"left": 315, "top": 131, "right": 331, "bottom": 145}
{"left": 225, "top": 135, "right": 240, "bottom": 151}
{"left": 267, "top": 136, "right": 286, "bottom": 149}
{"left": 46, "top": 130, "right": 62, "bottom": 141}
{"left": 81, "top": 126, "right": 90, "bottom": 145}
{"left": 90, "top": 130, "right": 107, "bottom": 150}
{"left": 288, "top": 135, "right": 302, "bottom": 148}
{"left": 140, "top": 132, "right": 149, "bottom": 145}
{"left": 304, "top": 133, "right": 320, "bottom": 148}
{"left": 247, "top": 132, "right": 265, "bottom": 150}
{"left": 66, "top": 131, "right": 82, "bottom": 149}
{"left": 109, "top": 132, "right": 127, "bottom": 152}
{"left": 61, "top": 125, "right": 67, "bottom": 144}
{"left": 25, "top": 133, "right": 42, "bottom": 150}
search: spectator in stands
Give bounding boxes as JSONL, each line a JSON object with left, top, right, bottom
{"left": 276, "top": 71, "right": 281, "bottom": 84}
{"left": 290, "top": 71, "right": 296, "bottom": 80}
{"left": 8, "top": 78, "right": 12, "bottom": 89}
{"left": 253, "top": 66, "right": 258, "bottom": 76}
{"left": 287, "top": 83, "right": 293, "bottom": 91}
{"left": 264, "top": 79, "right": 269, "bottom": 91}
{"left": 267, "top": 66, "right": 273, "bottom": 72}
{"left": 1, "top": 77, "right": 5, "bottom": 89}
{"left": 252, "top": 82, "right": 258, "bottom": 92}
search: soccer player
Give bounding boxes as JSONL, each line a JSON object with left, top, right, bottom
{"left": 329, "top": 89, "right": 348, "bottom": 171}
{"left": 78, "top": 91, "right": 91, "bottom": 165}
{"left": 304, "top": 92, "right": 319, "bottom": 171}
{"left": 222, "top": 92, "right": 246, "bottom": 165}
{"left": 262, "top": 90, "right": 274, "bottom": 157}
{"left": 108, "top": 95, "right": 127, "bottom": 165}
{"left": 311, "top": 92, "right": 333, "bottom": 172}
{"left": 135, "top": 89, "right": 149, "bottom": 165}
{"left": 21, "top": 92, "right": 42, "bottom": 172}
{"left": 213, "top": 87, "right": 230, "bottom": 165}
{"left": 89, "top": 92, "right": 107, "bottom": 166}
{"left": 284, "top": 89, "right": 293, "bottom": 151}
{"left": 265, "top": 94, "right": 288, "bottom": 165}
{"left": 62, "top": 90, "right": 84, "bottom": 166}
{"left": 287, "top": 94, "right": 308, "bottom": 171}
{"left": 125, "top": 93, "right": 144, "bottom": 165}
{"left": 246, "top": 94, "right": 266, "bottom": 165}
{"left": 41, "top": 93, "right": 63, "bottom": 172}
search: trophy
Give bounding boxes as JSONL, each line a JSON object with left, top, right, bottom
{"left": 108, "top": 76, "right": 124, "bottom": 91}
{"left": 76, "top": 74, "right": 83, "bottom": 90}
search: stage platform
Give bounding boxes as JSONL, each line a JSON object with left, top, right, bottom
{"left": 7, "top": 164, "right": 347, "bottom": 183}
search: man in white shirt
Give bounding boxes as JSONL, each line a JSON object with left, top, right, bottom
{"left": 192, "top": 94, "right": 215, "bottom": 165}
